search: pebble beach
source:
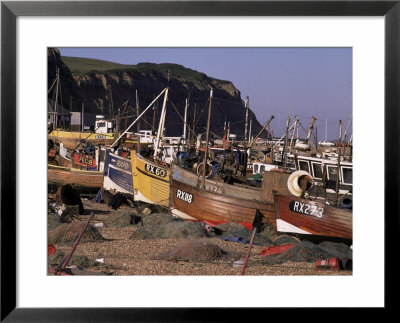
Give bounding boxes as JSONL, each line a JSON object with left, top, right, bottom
{"left": 48, "top": 197, "right": 353, "bottom": 277}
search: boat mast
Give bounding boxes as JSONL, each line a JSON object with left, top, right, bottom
{"left": 248, "top": 119, "right": 252, "bottom": 144}
{"left": 306, "top": 116, "right": 316, "bottom": 144}
{"left": 247, "top": 115, "right": 275, "bottom": 148}
{"left": 201, "top": 89, "right": 213, "bottom": 189}
{"left": 81, "top": 102, "right": 84, "bottom": 132}
{"left": 325, "top": 117, "right": 328, "bottom": 142}
{"left": 244, "top": 96, "right": 249, "bottom": 142}
{"left": 110, "top": 87, "right": 167, "bottom": 148}
{"left": 183, "top": 98, "right": 188, "bottom": 141}
{"left": 282, "top": 116, "right": 290, "bottom": 167}
{"left": 335, "top": 120, "right": 343, "bottom": 206}
{"left": 290, "top": 117, "right": 299, "bottom": 150}
{"left": 54, "top": 68, "right": 60, "bottom": 128}
{"left": 153, "top": 88, "right": 169, "bottom": 158}
{"left": 136, "top": 90, "right": 140, "bottom": 133}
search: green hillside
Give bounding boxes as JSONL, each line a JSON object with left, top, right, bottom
{"left": 61, "top": 56, "right": 230, "bottom": 84}
{"left": 61, "top": 56, "right": 135, "bottom": 75}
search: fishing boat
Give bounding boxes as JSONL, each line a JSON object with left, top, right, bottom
{"left": 131, "top": 150, "right": 171, "bottom": 206}
{"left": 48, "top": 137, "right": 108, "bottom": 190}
{"left": 48, "top": 164, "right": 104, "bottom": 189}
{"left": 170, "top": 162, "right": 277, "bottom": 226}
{"left": 273, "top": 193, "right": 352, "bottom": 240}
{"left": 170, "top": 89, "right": 277, "bottom": 227}
{"left": 103, "top": 149, "right": 133, "bottom": 194}
{"left": 119, "top": 87, "right": 171, "bottom": 207}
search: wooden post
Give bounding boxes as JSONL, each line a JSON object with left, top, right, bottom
{"left": 201, "top": 89, "right": 213, "bottom": 190}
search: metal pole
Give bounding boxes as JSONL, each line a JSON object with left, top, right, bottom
{"left": 201, "top": 89, "right": 213, "bottom": 190}
{"left": 57, "top": 212, "right": 95, "bottom": 272}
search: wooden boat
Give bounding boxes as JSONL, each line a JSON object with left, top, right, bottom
{"left": 130, "top": 150, "right": 170, "bottom": 207}
{"left": 273, "top": 193, "right": 352, "bottom": 240}
{"left": 48, "top": 129, "right": 116, "bottom": 149}
{"left": 170, "top": 163, "right": 276, "bottom": 225}
{"left": 103, "top": 149, "right": 133, "bottom": 194}
{"left": 48, "top": 164, "right": 104, "bottom": 189}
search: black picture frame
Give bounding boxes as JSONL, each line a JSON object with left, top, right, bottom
{"left": 1, "top": 1, "right": 398, "bottom": 321}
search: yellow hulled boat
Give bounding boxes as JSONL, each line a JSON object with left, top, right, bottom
{"left": 130, "top": 150, "right": 170, "bottom": 207}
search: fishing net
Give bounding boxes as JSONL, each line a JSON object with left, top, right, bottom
{"left": 48, "top": 249, "right": 98, "bottom": 269}
{"left": 261, "top": 240, "right": 352, "bottom": 265}
{"left": 48, "top": 212, "right": 63, "bottom": 230}
{"left": 214, "top": 222, "right": 276, "bottom": 246}
{"left": 129, "top": 221, "right": 208, "bottom": 240}
{"left": 157, "top": 240, "right": 226, "bottom": 261}
{"left": 48, "top": 222, "right": 105, "bottom": 244}
{"left": 105, "top": 212, "right": 138, "bottom": 228}
{"left": 141, "top": 212, "right": 175, "bottom": 226}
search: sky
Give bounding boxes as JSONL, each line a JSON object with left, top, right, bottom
{"left": 58, "top": 47, "right": 352, "bottom": 141}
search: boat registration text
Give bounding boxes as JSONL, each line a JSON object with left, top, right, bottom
{"left": 145, "top": 163, "right": 166, "bottom": 177}
{"left": 176, "top": 189, "right": 193, "bottom": 204}
{"left": 289, "top": 200, "right": 325, "bottom": 218}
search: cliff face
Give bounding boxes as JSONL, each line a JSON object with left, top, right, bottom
{"left": 48, "top": 48, "right": 262, "bottom": 138}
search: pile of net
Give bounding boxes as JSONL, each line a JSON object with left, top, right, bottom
{"left": 48, "top": 222, "right": 105, "bottom": 244}
{"left": 48, "top": 249, "right": 98, "bottom": 269}
{"left": 211, "top": 222, "right": 280, "bottom": 246}
{"left": 260, "top": 240, "right": 352, "bottom": 265}
{"left": 157, "top": 240, "right": 227, "bottom": 262}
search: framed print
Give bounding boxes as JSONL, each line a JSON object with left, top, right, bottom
{"left": 1, "top": 0, "right": 398, "bottom": 320}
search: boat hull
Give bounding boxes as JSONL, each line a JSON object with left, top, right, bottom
{"left": 103, "top": 151, "right": 133, "bottom": 194}
{"left": 131, "top": 151, "right": 170, "bottom": 207}
{"left": 170, "top": 177, "right": 276, "bottom": 227}
{"left": 273, "top": 194, "right": 352, "bottom": 239}
{"left": 48, "top": 164, "right": 104, "bottom": 189}
{"left": 49, "top": 130, "right": 137, "bottom": 149}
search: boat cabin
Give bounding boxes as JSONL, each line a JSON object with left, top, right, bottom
{"left": 295, "top": 155, "right": 353, "bottom": 193}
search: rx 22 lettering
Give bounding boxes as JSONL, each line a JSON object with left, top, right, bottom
{"left": 290, "top": 201, "right": 324, "bottom": 218}
{"left": 176, "top": 189, "right": 193, "bottom": 204}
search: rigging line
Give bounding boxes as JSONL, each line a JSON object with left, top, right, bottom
{"left": 193, "top": 98, "right": 210, "bottom": 129}
{"left": 169, "top": 99, "right": 198, "bottom": 139}
{"left": 48, "top": 77, "right": 57, "bottom": 94}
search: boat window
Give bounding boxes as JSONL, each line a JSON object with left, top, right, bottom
{"left": 298, "top": 160, "right": 310, "bottom": 173}
{"left": 311, "top": 162, "right": 323, "bottom": 179}
{"left": 327, "top": 165, "right": 339, "bottom": 182}
{"left": 97, "top": 122, "right": 106, "bottom": 127}
{"left": 342, "top": 167, "right": 353, "bottom": 185}
{"left": 253, "top": 164, "right": 259, "bottom": 173}
{"left": 260, "top": 165, "right": 265, "bottom": 173}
